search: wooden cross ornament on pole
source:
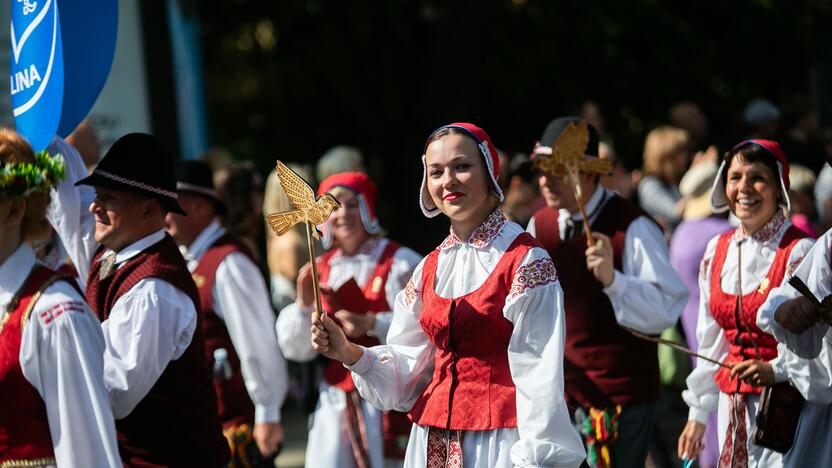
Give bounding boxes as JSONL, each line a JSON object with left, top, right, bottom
{"left": 265, "top": 161, "right": 340, "bottom": 316}
{"left": 534, "top": 122, "right": 728, "bottom": 366}
{"left": 532, "top": 120, "right": 612, "bottom": 249}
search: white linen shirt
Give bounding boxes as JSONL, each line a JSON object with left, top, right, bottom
{"left": 46, "top": 137, "right": 97, "bottom": 283}
{"left": 348, "top": 210, "right": 586, "bottom": 468}
{"left": 276, "top": 236, "right": 422, "bottom": 361}
{"left": 275, "top": 236, "right": 421, "bottom": 468}
{"left": 757, "top": 226, "right": 832, "bottom": 359}
{"left": 755, "top": 227, "right": 832, "bottom": 467}
{"left": 526, "top": 185, "right": 688, "bottom": 334}
{"left": 94, "top": 230, "right": 198, "bottom": 418}
{"left": 181, "top": 220, "right": 288, "bottom": 423}
{"left": 682, "top": 212, "right": 815, "bottom": 424}
{"left": 3, "top": 244, "right": 122, "bottom": 467}
{"left": 46, "top": 137, "right": 198, "bottom": 419}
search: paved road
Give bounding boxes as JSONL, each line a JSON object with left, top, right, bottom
{"left": 275, "top": 400, "right": 307, "bottom": 468}
{"left": 273, "top": 387, "right": 689, "bottom": 468}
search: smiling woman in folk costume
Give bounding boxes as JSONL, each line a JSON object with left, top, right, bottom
{"left": 0, "top": 129, "right": 121, "bottom": 467}
{"left": 276, "top": 171, "right": 422, "bottom": 468}
{"left": 678, "top": 140, "right": 816, "bottom": 467}
{"left": 309, "top": 122, "right": 586, "bottom": 468}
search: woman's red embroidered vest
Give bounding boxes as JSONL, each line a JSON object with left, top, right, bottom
{"left": 710, "top": 226, "right": 805, "bottom": 394}
{"left": 318, "top": 241, "right": 400, "bottom": 392}
{"left": 408, "top": 233, "right": 538, "bottom": 430}
{"left": 0, "top": 267, "right": 59, "bottom": 467}
{"left": 85, "top": 235, "right": 230, "bottom": 468}
{"left": 193, "top": 233, "right": 256, "bottom": 428}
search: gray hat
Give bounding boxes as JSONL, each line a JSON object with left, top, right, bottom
{"left": 743, "top": 99, "right": 780, "bottom": 126}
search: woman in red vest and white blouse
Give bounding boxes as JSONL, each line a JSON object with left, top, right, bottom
{"left": 277, "top": 171, "right": 422, "bottom": 468}
{"left": 0, "top": 129, "right": 121, "bottom": 467}
{"left": 678, "top": 140, "right": 816, "bottom": 467}
{"left": 310, "top": 122, "right": 585, "bottom": 468}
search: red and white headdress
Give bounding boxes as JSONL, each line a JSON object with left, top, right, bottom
{"left": 710, "top": 139, "right": 791, "bottom": 213}
{"left": 318, "top": 172, "right": 381, "bottom": 248}
{"left": 419, "top": 122, "right": 503, "bottom": 218}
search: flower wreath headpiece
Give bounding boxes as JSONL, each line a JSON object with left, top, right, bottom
{"left": 0, "top": 151, "right": 66, "bottom": 199}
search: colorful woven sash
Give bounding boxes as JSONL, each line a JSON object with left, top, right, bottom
{"left": 580, "top": 405, "right": 622, "bottom": 468}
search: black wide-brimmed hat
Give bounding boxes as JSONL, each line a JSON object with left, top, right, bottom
{"left": 174, "top": 160, "right": 225, "bottom": 213}
{"left": 539, "top": 116, "right": 601, "bottom": 156}
{"left": 76, "top": 133, "right": 186, "bottom": 215}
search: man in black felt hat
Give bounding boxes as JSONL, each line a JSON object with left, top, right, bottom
{"left": 527, "top": 117, "right": 688, "bottom": 467}
{"left": 46, "top": 134, "right": 230, "bottom": 467}
{"left": 165, "top": 160, "right": 288, "bottom": 467}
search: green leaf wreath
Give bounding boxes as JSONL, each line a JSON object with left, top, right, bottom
{"left": 0, "top": 151, "right": 66, "bottom": 199}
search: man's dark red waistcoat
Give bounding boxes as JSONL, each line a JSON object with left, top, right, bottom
{"left": 532, "top": 195, "right": 661, "bottom": 408}
{"left": 86, "top": 234, "right": 230, "bottom": 468}
{"left": 192, "top": 233, "right": 257, "bottom": 428}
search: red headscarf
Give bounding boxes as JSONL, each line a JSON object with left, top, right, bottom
{"left": 317, "top": 172, "right": 381, "bottom": 247}
{"left": 419, "top": 122, "right": 503, "bottom": 218}
{"left": 710, "top": 139, "right": 792, "bottom": 213}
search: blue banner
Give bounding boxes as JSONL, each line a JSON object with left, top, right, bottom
{"left": 9, "top": 0, "right": 117, "bottom": 152}
{"left": 10, "top": 0, "right": 63, "bottom": 151}
{"left": 167, "top": 0, "right": 209, "bottom": 159}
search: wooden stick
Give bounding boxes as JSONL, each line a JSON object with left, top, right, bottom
{"left": 305, "top": 221, "right": 324, "bottom": 315}
{"left": 788, "top": 276, "right": 821, "bottom": 305}
{"left": 737, "top": 240, "right": 762, "bottom": 360}
{"left": 574, "top": 192, "right": 594, "bottom": 249}
{"left": 567, "top": 168, "right": 594, "bottom": 248}
{"left": 788, "top": 276, "right": 832, "bottom": 326}
{"left": 622, "top": 326, "right": 731, "bottom": 369}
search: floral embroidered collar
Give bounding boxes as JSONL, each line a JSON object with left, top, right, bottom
{"left": 732, "top": 209, "right": 786, "bottom": 244}
{"left": 438, "top": 208, "right": 506, "bottom": 250}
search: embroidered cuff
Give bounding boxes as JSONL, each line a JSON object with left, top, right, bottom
{"left": 346, "top": 347, "right": 375, "bottom": 375}
{"left": 255, "top": 404, "right": 282, "bottom": 424}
